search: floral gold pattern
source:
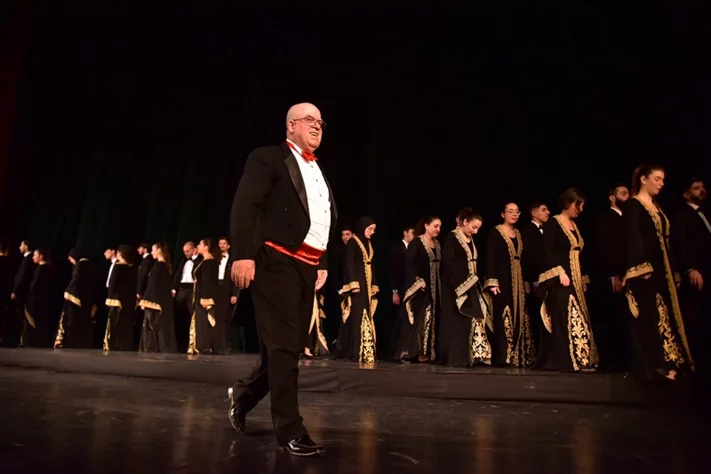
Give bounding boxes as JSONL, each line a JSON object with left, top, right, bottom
{"left": 64, "top": 291, "right": 81, "bottom": 308}
{"left": 622, "top": 262, "right": 654, "bottom": 286}
{"left": 656, "top": 293, "right": 685, "bottom": 365}
{"left": 626, "top": 290, "right": 640, "bottom": 318}
{"left": 469, "top": 318, "right": 492, "bottom": 364}
{"left": 139, "top": 300, "right": 161, "bottom": 311}
{"left": 105, "top": 298, "right": 122, "bottom": 309}
{"left": 502, "top": 305, "right": 514, "bottom": 364}
{"left": 359, "top": 309, "right": 376, "bottom": 364}
{"left": 538, "top": 266, "right": 564, "bottom": 284}
{"left": 566, "top": 295, "right": 594, "bottom": 371}
{"left": 483, "top": 278, "right": 499, "bottom": 289}
{"left": 54, "top": 312, "right": 65, "bottom": 348}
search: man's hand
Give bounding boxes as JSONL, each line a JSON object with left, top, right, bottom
{"left": 559, "top": 273, "right": 571, "bottom": 287}
{"left": 489, "top": 286, "right": 501, "bottom": 295}
{"left": 689, "top": 270, "right": 704, "bottom": 291}
{"left": 610, "top": 276, "right": 622, "bottom": 293}
{"left": 230, "top": 296, "right": 238, "bottom": 305}
{"left": 392, "top": 293, "right": 401, "bottom": 305}
{"left": 171, "top": 290, "right": 176, "bottom": 298}
{"left": 232, "top": 260, "right": 256, "bottom": 289}
{"left": 136, "top": 293, "right": 142, "bottom": 300}
{"left": 315, "top": 269, "right": 327, "bottom": 291}
{"left": 10, "top": 293, "right": 16, "bottom": 301}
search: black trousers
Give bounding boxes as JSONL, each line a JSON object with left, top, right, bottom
{"left": 234, "top": 245, "right": 317, "bottom": 445}
{"left": 175, "top": 286, "right": 193, "bottom": 352}
{"left": 680, "top": 267, "right": 711, "bottom": 374}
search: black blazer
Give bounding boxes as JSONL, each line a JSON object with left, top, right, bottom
{"left": 230, "top": 142, "right": 338, "bottom": 269}
{"left": 388, "top": 241, "right": 408, "bottom": 294}
{"left": 136, "top": 254, "right": 155, "bottom": 295}
{"left": 172, "top": 255, "right": 204, "bottom": 291}
{"left": 595, "top": 209, "right": 626, "bottom": 279}
{"left": 520, "top": 221, "right": 545, "bottom": 284}
{"left": 12, "top": 253, "right": 36, "bottom": 299}
{"left": 673, "top": 203, "right": 711, "bottom": 274}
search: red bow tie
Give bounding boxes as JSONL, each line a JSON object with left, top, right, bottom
{"left": 287, "top": 141, "right": 317, "bottom": 162}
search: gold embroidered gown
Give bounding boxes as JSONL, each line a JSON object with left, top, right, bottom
{"left": 440, "top": 229, "right": 492, "bottom": 367}
{"left": 139, "top": 261, "right": 177, "bottom": 352}
{"left": 336, "top": 235, "right": 378, "bottom": 363}
{"left": 623, "top": 197, "right": 694, "bottom": 378}
{"left": 396, "top": 235, "right": 441, "bottom": 361}
{"left": 535, "top": 216, "right": 598, "bottom": 372}
{"left": 307, "top": 291, "right": 330, "bottom": 357}
{"left": 188, "top": 258, "right": 226, "bottom": 355}
{"left": 55, "top": 256, "right": 95, "bottom": 349}
{"left": 103, "top": 262, "right": 137, "bottom": 351}
{"left": 484, "top": 225, "right": 536, "bottom": 367}
{"left": 22, "top": 264, "right": 54, "bottom": 347}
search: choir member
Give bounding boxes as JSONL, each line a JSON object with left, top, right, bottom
{"left": 103, "top": 245, "right": 138, "bottom": 351}
{"left": 54, "top": 249, "right": 95, "bottom": 349}
{"left": 623, "top": 165, "right": 694, "bottom": 380}
{"left": 521, "top": 202, "right": 550, "bottom": 341}
{"left": 0, "top": 240, "right": 12, "bottom": 345}
{"left": 188, "top": 238, "right": 226, "bottom": 355}
{"left": 673, "top": 178, "right": 711, "bottom": 371}
{"left": 440, "top": 208, "right": 492, "bottom": 367}
{"left": 135, "top": 241, "right": 154, "bottom": 346}
{"left": 218, "top": 237, "right": 239, "bottom": 349}
{"left": 304, "top": 291, "right": 330, "bottom": 358}
{"left": 387, "top": 226, "right": 414, "bottom": 358}
{"left": 484, "top": 202, "right": 536, "bottom": 367}
{"left": 395, "top": 216, "right": 442, "bottom": 363}
{"left": 336, "top": 217, "right": 379, "bottom": 363}
{"left": 172, "top": 241, "right": 202, "bottom": 352}
{"left": 21, "top": 248, "right": 54, "bottom": 347}
{"left": 594, "top": 184, "right": 631, "bottom": 371}
{"left": 8, "top": 239, "right": 35, "bottom": 346}
{"left": 535, "top": 188, "right": 598, "bottom": 372}
{"left": 138, "top": 242, "right": 177, "bottom": 352}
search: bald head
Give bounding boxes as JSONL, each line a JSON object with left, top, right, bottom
{"left": 285, "top": 102, "right": 324, "bottom": 154}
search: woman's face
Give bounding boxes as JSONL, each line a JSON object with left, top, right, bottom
{"left": 461, "top": 218, "right": 482, "bottom": 237}
{"left": 32, "top": 250, "right": 41, "bottom": 264}
{"left": 502, "top": 203, "right": 520, "bottom": 225}
{"left": 151, "top": 245, "right": 160, "bottom": 260}
{"left": 197, "top": 240, "right": 208, "bottom": 255}
{"left": 642, "top": 170, "right": 665, "bottom": 197}
{"left": 425, "top": 219, "right": 442, "bottom": 238}
{"left": 565, "top": 201, "right": 584, "bottom": 218}
{"left": 364, "top": 223, "right": 376, "bottom": 240}
{"left": 68, "top": 256, "right": 76, "bottom": 266}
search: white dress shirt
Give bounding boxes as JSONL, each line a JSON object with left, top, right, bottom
{"left": 106, "top": 257, "right": 117, "bottom": 288}
{"left": 532, "top": 220, "right": 543, "bottom": 234}
{"left": 181, "top": 255, "right": 198, "bottom": 284}
{"left": 218, "top": 254, "right": 229, "bottom": 281}
{"left": 611, "top": 207, "right": 622, "bottom": 216}
{"left": 688, "top": 202, "right": 711, "bottom": 234}
{"left": 402, "top": 239, "right": 409, "bottom": 249}
{"left": 23, "top": 251, "right": 31, "bottom": 258}
{"left": 286, "top": 139, "right": 331, "bottom": 250}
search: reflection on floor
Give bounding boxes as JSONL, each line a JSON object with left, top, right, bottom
{"left": 0, "top": 367, "right": 709, "bottom": 474}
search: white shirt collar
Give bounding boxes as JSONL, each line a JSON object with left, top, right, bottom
{"left": 688, "top": 202, "right": 700, "bottom": 211}
{"left": 190, "top": 254, "right": 198, "bottom": 261}
{"left": 143, "top": 253, "right": 150, "bottom": 259}
{"left": 111, "top": 257, "right": 117, "bottom": 263}
{"left": 402, "top": 239, "right": 409, "bottom": 249}
{"left": 23, "top": 252, "right": 31, "bottom": 257}
{"left": 531, "top": 220, "right": 542, "bottom": 228}
{"left": 611, "top": 207, "right": 622, "bottom": 216}
{"left": 286, "top": 138, "right": 302, "bottom": 155}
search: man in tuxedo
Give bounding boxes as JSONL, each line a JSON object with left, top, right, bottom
{"left": 172, "top": 241, "right": 202, "bottom": 352}
{"left": 387, "top": 226, "right": 414, "bottom": 357}
{"left": 228, "top": 102, "right": 336, "bottom": 456}
{"left": 135, "top": 242, "right": 155, "bottom": 346}
{"left": 217, "top": 237, "right": 239, "bottom": 349}
{"left": 520, "top": 202, "right": 550, "bottom": 339}
{"left": 594, "top": 184, "right": 630, "bottom": 371}
{"left": 7, "top": 240, "right": 35, "bottom": 346}
{"left": 673, "top": 178, "right": 711, "bottom": 371}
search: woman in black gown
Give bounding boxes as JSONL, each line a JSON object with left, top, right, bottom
{"left": 440, "top": 208, "right": 492, "bottom": 367}
{"left": 396, "top": 216, "right": 442, "bottom": 362}
{"left": 484, "top": 202, "right": 536, "bottom": 367}
{"left": 337, "top": 217, "right": 379, "bottom": 363}
{"left": 139, "top": 242, "right": 177, "bottom": 352}
{"left": 535, "top": 189, "right": 598, "bottom": 372}
{"left": 22, "top": 248, "right": 54, "bottom": 347}
{"left": 304, "top": 290, "right": 330, "bottom": 358}
{"left": 54, "top": 248, "right": 95, "bottom": 349}
{"left": 103, "top": 245, "right": 137, "bottom": 351}
{"left": 188, "top": 238, "right": 225, "bottom": 355}
{"left": 623, "top": 164, "right": 694, "bottom": 380}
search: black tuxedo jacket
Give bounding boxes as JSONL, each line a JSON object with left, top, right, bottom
{"left": 219, "top": 255, "right": 240, "bottom": 297}
{"left": 520, "top": 221, "right": 545, "bottom": 283}
{"left": 230, "top": 142, "right": 338, "bottom": 270}
{"left": 388, "top": 241, "right": 408, "bottom": 294}
{"left": 12, "top": 254, "right": 36, "bottom": 299}
{"left": 172, "top": 255, "right": 204, "bottom": 291}
{"left": 596, "top": 209, "right": 626, "bottom": 279}
{"left": 136, "top": 254, "right": 155, "bottom": 295}
{"left": 673, "top": 203, "right": 711, "bottom": 274}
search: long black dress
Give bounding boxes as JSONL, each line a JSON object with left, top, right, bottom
{"left": 139, "top": 261, "right": 177, "bottom": 352}
{"left": 337, "top": 235, "right": 379, "bottom": 363}
{"left": 55, "top": 259, "right": 95, "bottom": 349}
{"left": 396, "top": 235, "right": 441, "bottom": 360}
{"left": 22, "top": 264, "right": 54, "bottom": 347}
{"left": 103, "top": 262, "right": 137, "bottom": 351}
{"left": 623, "top": 196, "right": 694, "bottom": 378}
{"left": 536, "top": 216, "right": 598, "bottom": 372}
{"left": 188, "top": 258, "right": 226, "bottom": 355}
{"left": 440, "top": 229, "right": 492, "bottom": 367}
{"left": 307, "top": 291, "right": 330, "bottom": 357}
{"left": 484, "top": 225, "right": 536, "bottom": 367}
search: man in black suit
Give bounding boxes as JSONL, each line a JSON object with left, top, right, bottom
{"left": 172, "top": 241, "right": 202, "bottom": 352}
{"left": 673, "top": 178, "right": 711, "bottom": 371}
{"left": 8, "top": 239, "right": 36, "bottom": 347}
{"left": 228, "top": 102, "right": 336, "bottom": 456}
{"left": 387, "top": 226, "right": 414, "bottom": 357}
{"left": 135, "top": 241, "right": 155, "bottom": 346}
{"left": 594, "top": 184, "right": 630, "bottom": 371}
{"left": 520, "top": 202, "right": 550, "bottom": 340}
{"left": 217, "top": 237, "right": 239, "bottom": 349}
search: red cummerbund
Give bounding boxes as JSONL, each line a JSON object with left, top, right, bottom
{"left": 264, "top": 240, "right": 324, "bottom": 266}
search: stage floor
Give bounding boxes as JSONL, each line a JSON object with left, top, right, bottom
{"left": 0, "top": 348, "right": 698, "bottom": 405}
{"left": 0, "top": 367, "right": 709, "bottom": 474}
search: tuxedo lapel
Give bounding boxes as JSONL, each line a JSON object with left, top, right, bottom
{"left": 281, "top": 142, "right": 309, "bottom": 217}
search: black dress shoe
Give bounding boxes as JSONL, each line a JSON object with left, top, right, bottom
{"left": 281, "top": 433, "right": 324, "bottom": 457}
{"left": 227, "top": 387, "right": 246, "bottom": 433}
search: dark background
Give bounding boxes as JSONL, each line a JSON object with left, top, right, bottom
{"left": 1, "top": 5, "right": 710, "bottom": 338}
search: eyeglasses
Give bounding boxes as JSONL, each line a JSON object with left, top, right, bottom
{"left": 292, "top": 116, "right": 327, "bottom": 131}
{"left": 505, "top": 209, "right": 521, "bottom": 215}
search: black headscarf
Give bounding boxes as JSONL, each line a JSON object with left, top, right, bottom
{"left": 355, "top": 216, "right": 376, "bottom": 240}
